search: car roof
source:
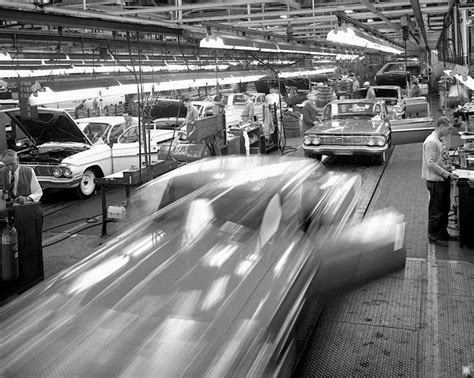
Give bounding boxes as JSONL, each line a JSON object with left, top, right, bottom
{"left": 192, "top": 100, "right": 215, "bottom": 106}
{"left": 0, "top": 106, "right": 66, "bottom": 114}
{"left": 76, "top": 116, "right": 134, "bottom": 123}
{"left": 328, "top": 99, "right": 380, "bottom": 104}
{"left": 369, "top": 85, "right": 401, "bottom": 90}
{"left": 227, "top": 92, "right": 266, "bottom": 96}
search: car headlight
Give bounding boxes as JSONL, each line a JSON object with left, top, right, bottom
{"left": 63, "top": 168, "right": 73, "bottom": 177}
{"left": 377, "top": 137, "right": 386, "bottom": 146}
{"left": 367, "top": 136, "right": 386, "bottom": 147}
{"left": 303, "top": 136, "right": 321, "bottom": 145}
{"left": 52, "top": 167, "right": 62, "bottom": 177}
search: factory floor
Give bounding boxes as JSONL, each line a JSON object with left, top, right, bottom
{"left": 282, "top": 136, "right": 474, "bottom": 377}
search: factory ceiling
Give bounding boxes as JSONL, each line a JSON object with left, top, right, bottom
{"left": 0, "top": 0, "right": 471, "bottom": 59}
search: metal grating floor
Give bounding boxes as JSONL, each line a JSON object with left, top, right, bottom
{"left": 296, "top": 259, "right": 474, "bottom": 377}
{"left": 42, "top": 232, "right": 104, "bottom": 279}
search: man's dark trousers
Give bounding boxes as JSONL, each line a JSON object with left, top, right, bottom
{"left": 426, "top": 179, "right": 451, "bottom": 240}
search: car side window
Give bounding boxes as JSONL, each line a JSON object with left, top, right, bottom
{"left": 118, "top": 126, "right": 139, "bottom": 143}
{"left": 109, "top": 123, "right": 125, "bottom": 143}
{"left": 323, "top": 105, "right": 331, "bottom": 120}
{"left": 204, "top": 107, "right": 214, "bottom": 117}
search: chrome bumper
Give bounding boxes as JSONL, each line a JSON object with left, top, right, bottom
{"left": 38, "top": 176, "right": 82, "bottom": 189}
{"left": 303, "top": 144, "right": 388, "bottom": 156}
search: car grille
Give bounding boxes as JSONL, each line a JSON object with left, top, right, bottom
{"left": 28, "top": 165, "right": 56, "bottom": 177}
{"left": 318, "top": 135, "right": 370, "bottom": 145}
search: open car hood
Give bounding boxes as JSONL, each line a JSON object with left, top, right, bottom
{"left": 4, "top": 108, "right": 92, "bottom": 146}
{"left": 149, "top": 99, "right": 187, "bottom": 120}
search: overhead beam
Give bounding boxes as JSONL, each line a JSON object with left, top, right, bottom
{"left": 111, "top": 0, "right": 297, "bottom": 16}
{"left": 0, "top": 2, "right": 182, "bottom": 35}
{"left": 359, "top": 0, "right": 402, "bottom": 33}
{"left": 410, "top": 0, "right": 429, "bottom": 51}
{"left": 0, "top": 29, "right": 192, "bottom": 50}
{"left": 177, "top": 5, "right": 448, "bottom": 25}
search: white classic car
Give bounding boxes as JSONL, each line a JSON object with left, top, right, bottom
{"left": 2, "top": 109, "right": 175, "bottom": 198}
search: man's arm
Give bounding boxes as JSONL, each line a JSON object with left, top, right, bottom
{"left": 302, "top": 104, "right": 312, "bottom": 124}
{"left": 28, "top": 169, "right": 43, "bottom": 202}
{"left": 249, "top": 103, "right": 255, "bottom": 120}
{"left": 424, "top": 141, "right": 450, "bottom": 179}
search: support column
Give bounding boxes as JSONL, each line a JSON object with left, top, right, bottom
{"left": 460, "top": 9, "right": 468, "bottom": 65}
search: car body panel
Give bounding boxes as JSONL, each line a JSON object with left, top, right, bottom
{"left": 0, "top": 156, "right": 406, "bottom": 376}
{"left": 390, "top": 117, "right": 434, "bottom": 145}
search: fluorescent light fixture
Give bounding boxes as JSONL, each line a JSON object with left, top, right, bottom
{"left": 200, "top": 35, "right": 358, "bottom": 58}
{"left": 255, "top": 41, "right": 280, "bottom": 52}
{"left": 327, "top": 27, "right": 403, "bottom": 55}
{"left": 200, "top": 35, "right": 258, "bottom": 51}
{"left": 200, "top": 36, "right": 231, "bottom": 49}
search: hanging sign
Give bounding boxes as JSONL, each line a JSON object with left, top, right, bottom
{"left": 16, "top": 78, "right": 38, "bottom": 119}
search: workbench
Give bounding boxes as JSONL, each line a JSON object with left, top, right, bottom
{"left": 453, "top": 170, "right": 474, "bottom": 248}
{"left": 95, "top": 160, "right": 178, "bottom": 236}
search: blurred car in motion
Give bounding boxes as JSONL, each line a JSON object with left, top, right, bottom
{"left": 0, "top": 156, "right": 406, "bottom": 377}
{"left": 303, "top": 99, "right": 433, "bottom": 164}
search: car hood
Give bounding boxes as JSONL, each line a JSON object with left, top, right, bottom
{"left": 306, "top": 118, "right": 386, "bottom": 134}
{"left": 149, "top": 99, "right": 187, "bottom": 120}
{"left": 4, "top": 108, "right": 92, "bottom": 145}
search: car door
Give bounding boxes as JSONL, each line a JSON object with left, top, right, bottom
{"left": 389, "top": 96, "right": 434, "bottom": 145}
{"left": 111, "top": 125, "right": 141, "bottom": 171}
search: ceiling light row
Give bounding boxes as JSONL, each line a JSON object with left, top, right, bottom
{"left": 199, "top": 35, "right": 359, "bottom": 60}
{"left": 326, "top": 27, "right": 403, "bottom": 55}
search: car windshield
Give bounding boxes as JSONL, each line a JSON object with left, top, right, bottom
{"left": 330, "top": 102, "right": 377, "bottom": 119}
{"left": 373, "top": 89, "right": 398, "bottom": 98}
{"left": 232, "top": 95, "right": 246, "bottom": 105}
{"left": 385, "top": 63, "right": 405, "bottom": 71}
{"left": 384, "top": 63, "right": 420, "bottom": 75}
{"left": 78, "top": 122, "right": 109, "bottom": 143}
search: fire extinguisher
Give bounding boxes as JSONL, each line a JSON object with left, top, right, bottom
{"left": 0, "top": 210, "right": 19, "bottom": 281}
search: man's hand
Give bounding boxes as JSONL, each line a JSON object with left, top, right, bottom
{"left": 14, "top": 196, "right": 32, "bottom": 204}
{"left": 449, "top": 172, "right": 459, "bottom": 180}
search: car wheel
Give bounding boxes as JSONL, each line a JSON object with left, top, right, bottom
{"left": 374, "top": 152, "right": 386, "bottom": 165}
{"left": 76, "top": 169, "right": 96, "bottom": 199}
